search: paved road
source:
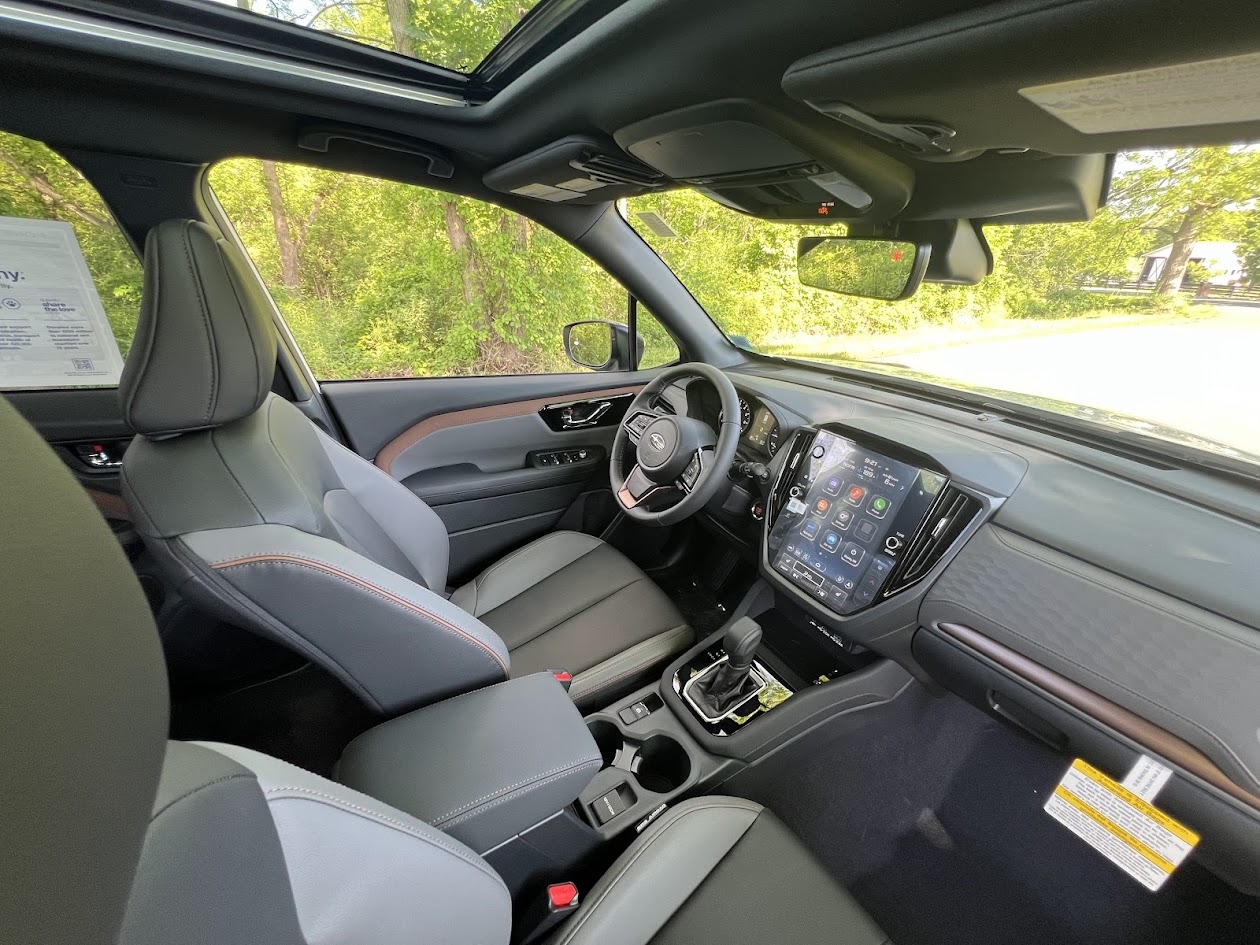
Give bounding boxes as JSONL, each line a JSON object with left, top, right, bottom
{"left": 891, "top": 306, "right": 1260, "bottom": 458}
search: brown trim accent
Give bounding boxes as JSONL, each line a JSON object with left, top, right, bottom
{"left": 85, "top": 487, "right": 130, "bottom": 522}
{"left": 374, "top": 384, "right": 642, "bottom": 475}
{"left": 212, "top": 552, "right": 508, "bottom": 676}
{"left": 937, "top": 622, "right": 1260, "bottom": 814}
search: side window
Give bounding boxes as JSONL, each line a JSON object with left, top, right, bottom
{"left": 637, "top": 304, "right": 680, "bottom": 370}
{"left": 208, "top": 159, "right": 679, "bottom": 380}
{"left": 0, "top": 131, "right": 142, "bottom": 389}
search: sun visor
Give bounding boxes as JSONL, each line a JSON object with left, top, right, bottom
{"left": 615, "top": 101, "right": 912, "bottom": 223}
{"left": 782, "top": 0, "right": 1260, "bottom": 158}
{"left": 484, "top": 136, "right": 664, "bottom": 205}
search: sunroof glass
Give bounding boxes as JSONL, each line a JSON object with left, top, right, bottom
{"left": 203, "top": 0, "right": 545, "bottom": 74}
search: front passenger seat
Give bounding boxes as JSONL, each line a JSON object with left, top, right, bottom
{"left": 119, "top": 220, "right": 692, "bottom": 714}
{"left": 3, "top": 373, "right": 892, "bottom": 945}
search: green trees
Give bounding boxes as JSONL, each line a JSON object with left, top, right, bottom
{"left": 1110, "top": 148, "right": 1260, "bottom": 294}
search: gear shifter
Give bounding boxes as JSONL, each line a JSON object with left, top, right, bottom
{"left": 691, "top": 617, "right": 763, "bottom": 718}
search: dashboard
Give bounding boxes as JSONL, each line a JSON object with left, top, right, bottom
{"left": 677, "top": 360, "right": 1260, "bottom": 897}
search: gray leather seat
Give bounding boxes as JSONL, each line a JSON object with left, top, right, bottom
{"left": 119, "top": 219, "right": 691, "bottom": 713}
{"left": 3, "top": 393, "right": 891, "bottom": 945}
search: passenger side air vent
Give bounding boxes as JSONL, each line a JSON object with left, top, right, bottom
{"left": 769, "top": 430, "right": 813, "bottom": 523}
{"left": 885, "top": 485, "right": 980, "bottom": 595}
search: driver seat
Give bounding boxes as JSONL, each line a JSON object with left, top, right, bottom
{"left": 120, "top": 220, "right": 692, "bottom": 713}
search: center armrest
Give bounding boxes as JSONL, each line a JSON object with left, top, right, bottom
{"left": 337, "top": 673, "right": 602, "bottom": 853}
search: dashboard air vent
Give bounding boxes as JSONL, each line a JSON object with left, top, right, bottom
{"left": 885, "top": 485, "right": 980, "bottom": 595}
{"left": 769, "top": 430, "right": 812, "bottom": 522}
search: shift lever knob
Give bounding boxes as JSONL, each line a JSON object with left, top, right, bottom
{"left": 723, "top": 617, "right": 762, "bottom": 672}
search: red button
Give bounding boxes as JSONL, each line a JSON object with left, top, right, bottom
{"left": 548, "top": 882, "right": 579, "bottom": 910}
{"left": 553, "top": 671, "right": 573, "bottom": 684}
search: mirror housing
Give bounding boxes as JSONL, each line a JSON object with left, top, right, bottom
{"left": 796, "top": 237, "right": 929, "bottom": 300}
{"left": 563, "top": 320, "right": 644, "bottom": 372}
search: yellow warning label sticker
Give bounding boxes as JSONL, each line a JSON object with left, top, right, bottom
{"left": 1044, "top": 759, "right": 1199, "bottom": 891}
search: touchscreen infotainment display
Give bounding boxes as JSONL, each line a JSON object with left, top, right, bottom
{"left": 767, "top": 430, "right": 944, "bottom": 615}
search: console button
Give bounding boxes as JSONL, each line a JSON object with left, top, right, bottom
{"left": 884, "top": 535, "right": 904, "bottom": 554}
{"left": 812, "top": 445, "right": 826, "bottom": 458}
{"left": 869, "top": 555, "right": 895, "bottom": 578}
{"left": 592, "top": 788, "right": 629, "bottom": 825}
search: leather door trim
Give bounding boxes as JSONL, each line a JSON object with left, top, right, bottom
{"left": 374, "top": 384, "right": 641, "bottom": 476}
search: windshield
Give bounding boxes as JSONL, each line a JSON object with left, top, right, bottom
{"left": 627, "top": 146, "right": 1260, "bottom": 465}
{"left": 192, "top": 0, "right": 544, "bottom": 74}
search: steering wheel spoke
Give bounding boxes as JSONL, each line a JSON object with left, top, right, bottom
{"left": 622, "top": 406, "right": 667, "bottom": 444}
{"left": 617, "top": 464, "right": 670, "bottom": 509}
{"left": 675, "top": 446, "right": 714, "bottom": 494}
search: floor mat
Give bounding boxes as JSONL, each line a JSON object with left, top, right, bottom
{"left": 733, "top": 686, "right": 1260, "bottom": 945}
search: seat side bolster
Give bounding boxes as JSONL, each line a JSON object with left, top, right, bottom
{"left": 549, "top": 797, "right": 764, "bottom": 945}
{"left": 198, "top": 742, "right": 512, "bottom": 945}
{"left": 179, "top": 524, "right": 510, "bottom": 715}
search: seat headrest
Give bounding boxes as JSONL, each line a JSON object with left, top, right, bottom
{"left": 0, "top": 396, "right": 169, "bottom": 942}
{"left": 119, "top": 219, "right": 278, "bottom": 437}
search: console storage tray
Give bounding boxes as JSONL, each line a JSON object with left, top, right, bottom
{"left": 338, "top": 673, "right": 601, "bottom": 854}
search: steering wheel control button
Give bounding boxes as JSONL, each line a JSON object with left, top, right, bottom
{"left": 868, "top": 495, "right": 890, "bottom": 518}
{"left": 844, "top": 485, "right": 867, "bottom": 506}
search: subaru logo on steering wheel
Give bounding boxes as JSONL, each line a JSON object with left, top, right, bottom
{"left": 649, "top": 432, "right": 666, "bottom": 451}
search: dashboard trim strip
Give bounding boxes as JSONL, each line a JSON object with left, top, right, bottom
{"left": 937, "top": 621, "right": 1260, "bottom": 815}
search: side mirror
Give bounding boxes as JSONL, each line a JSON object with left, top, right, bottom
{"left": 563, "top": 320, "right": 644, "bottom": 372}
{"left": 797, "top": 237, "right": 929, "bottom": 300}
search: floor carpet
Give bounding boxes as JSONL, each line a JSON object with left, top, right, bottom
{"left": 733, "top": 686, "right": 1260, "bottom": 945}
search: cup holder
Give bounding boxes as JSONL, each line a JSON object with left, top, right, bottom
{"left": 631, "top": 734, "right": 691, "bottom": 794}
{"left": 587, "top": 720, "right": 622, "bottom": 769}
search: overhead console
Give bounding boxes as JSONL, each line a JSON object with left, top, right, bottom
{"left": 483, "top": 134, "right": 666, "bottom": 205}
{"left": 763, "top": 425, "right": 986, "bottom": 626}
{"left": 614, "top": 100, "right": 913, "bottom": 223}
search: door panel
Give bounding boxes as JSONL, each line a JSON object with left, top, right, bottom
{"left": 324, "top": 375, "right": 653, "bottom": 582}
{"left": 5, "top": 388, "right": 134, "bottom": 521}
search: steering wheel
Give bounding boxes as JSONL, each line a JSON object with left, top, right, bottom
{"left": 610, "top": 363, "right": 742, "bottom": 526}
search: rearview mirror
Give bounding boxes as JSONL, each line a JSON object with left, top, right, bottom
{"left": 563, "top": 320, "right": 644, "bottom": 372}
{"left": 797, "top": 237, "right": 928, "bottom": 300}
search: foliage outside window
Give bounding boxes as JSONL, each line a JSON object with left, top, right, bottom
{"left": 628, "top": 145, "right": 1260, "bottom": 461}
{"left": 0, "top": 132, "right": 143, "bottom": 354}
{"left": 210, "top": 159, "right": 677, "bottom": 379}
